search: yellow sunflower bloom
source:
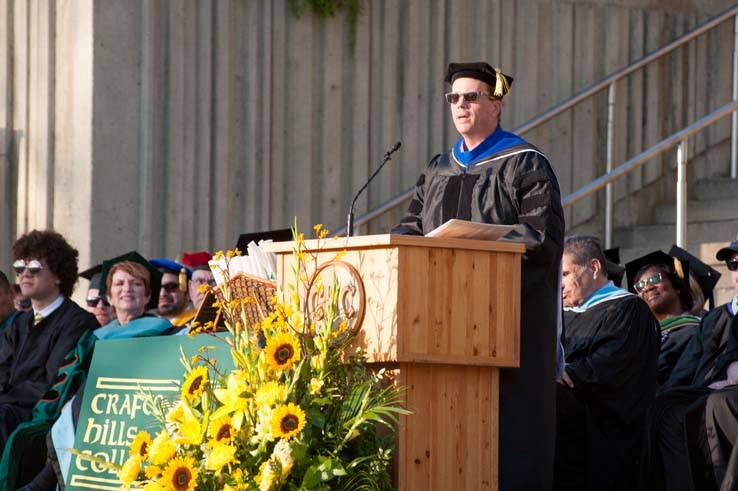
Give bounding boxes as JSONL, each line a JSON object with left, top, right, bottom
{"left": 147, "top": 431, "right": 177, "bottom": 466}
{"left": 264, "top": 332, "right": 301, "bottom": 371}
{"left": 205, "top": 443, "right": 237, "bottom": 471}
{"left": 181, "top": 366, "right": 209, "bottom": 403}
{"left": 129, "top": 430, "right": 152, "bottom": 459}
{"left": 254, "top": 382, "right": 286, "bottom": 407}
{"left": 208, "top": 415, "right": 236, "bottom": 446}
{"left": 119, "top": 455, "right": 141, "bottom": 486}
{"left": 162, "top": 456, "right": 198, "bottom": 491}
{"left": 270, "top": 403, "right": 306, "bottom": 440}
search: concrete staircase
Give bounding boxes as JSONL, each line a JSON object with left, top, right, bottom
{"left": 617, "top": 177, "right": 738, "bottom": 306}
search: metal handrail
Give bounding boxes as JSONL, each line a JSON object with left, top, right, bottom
{"left": 336, "top": 4, "right": 738, "bottom": 237}
{"left": 561, "top": 99, "right": 738, "bottom": 206}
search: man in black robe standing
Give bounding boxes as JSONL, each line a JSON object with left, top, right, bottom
{"left": 392, "top": 61, "right": 564, "bottom": 491}
{"left": 0, "top": 230, "right": 97, "bottom": 453}
{"left": 556, "top": 236, "right": 659, "bottom": 490}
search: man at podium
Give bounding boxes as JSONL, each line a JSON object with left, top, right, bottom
{"left": 393, "top": 61, "right": 564, "bottom": 491}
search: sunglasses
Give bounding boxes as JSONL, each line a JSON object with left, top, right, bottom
{"left": 727, "top": 259, "right": 738, "bottom": 272}
{"left": 12, "top": 259, "right": 46, "bottom": 276}
{"left": 634, "top": 273, "right": 664, "bottom": 293}
{"left": 444, "top": 91, "right": 495, "bottom": 104}
{"left": 86, "top": 296, "right": 110, "bottom": 308}
{"left": 161, "top": 282, "right": 181, "bottom": 293}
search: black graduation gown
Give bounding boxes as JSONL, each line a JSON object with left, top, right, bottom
{"left": 393, "top": 143, "right": 565, "bottom": 491}
{"left": 0, "top": 298, "right": 97, "bottom": 451}
{"left": 658, "top": 317, "right": 700, "bottom": 386}
{"left": 645, "top": 308, "right": 737, "bottom": 491}
{"left": 663, "top": 305, "right": 734, "bottom": 391}
{"left": 555, "top": 295, "right": 659, "bottom": 490}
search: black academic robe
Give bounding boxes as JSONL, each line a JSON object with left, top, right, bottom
{"left": 658, "top": 317, "right": 701, "bottom": 386}
{"left": 555, "top": 295, "right": 659, "bottom": 491}
{"left": 663, "top": 305, "right": 734, "bottom": 390}
{"left": 393, "top": 142, "right": 564, "bottom": 491}
{"left": 0, "top": 298, "right": 97, "bottom": 451}
{"left": 645, "top": 308, "right": 737, "bottom": 491}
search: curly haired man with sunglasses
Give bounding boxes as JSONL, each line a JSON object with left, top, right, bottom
{"left": 0, "top": 230, "right": 97, "bottom": 453}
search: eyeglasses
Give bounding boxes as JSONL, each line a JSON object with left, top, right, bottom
{"left": 444, "top": 91, "right": 495, "bottom": 104}
{"left": 191, "top": 278, "right": 216, "bottom": 287}
{"left": 727, "top": 259, "right": 738, "bottom": 272}
{"left": 161, "top": 282, "right": 180, "bottom": 293}
{"left": 86, "top": 296, "right": 110, "bottom": 308}
{"left": 12, "top": 259, "right": 46, "bottom": 276}
{"left": 634, "top": 273, "right": 664, "bottom": 293}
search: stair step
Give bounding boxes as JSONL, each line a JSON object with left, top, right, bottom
{"left": 654, "top": 197, "right": 738, "bottom": 224}
{"left": 615, "top": 220, "right": 738, "bottom": 249}
{"left": 693, "top": 177, "right": 738, "bottom": 201}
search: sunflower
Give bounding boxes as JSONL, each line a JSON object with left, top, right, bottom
{"left": 119, "top": 455, "right": 141, "bottom": 486}
{"left": 270, "top": 403, "right": 306, "bottom": 439}
{"left": 264, "top": 332, "right": 301, "bottom": 371}
{"left": 147, "top": 431, "right": 177, "bottom": 466}
{"left": 162, "top": 456, "right": 199, "bottom": 491}
{"left": 181, "top": 366, "right": 209, "bottom": 402}
{"left": 208, "top": 415, "right": 236, "bottom": 446}
{"left": 129, "top": 430, "right": 152, "bottom": 459}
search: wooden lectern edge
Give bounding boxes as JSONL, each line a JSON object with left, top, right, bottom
{"left": 262, "top": 233, "right": 526, "bottom": 255}
{"left": 396, "top": 352, "right": 520, "bottom": 368}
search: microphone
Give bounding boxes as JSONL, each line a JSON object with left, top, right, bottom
{"left": 347, "top": 141, "right": 402, "bottom": 237}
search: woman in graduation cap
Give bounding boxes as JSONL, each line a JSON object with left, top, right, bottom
{"left": 626, "top": 250, "right": 700, "bottom": 386}
{"left": 3, "top": 252, "right": 172, "bottom": 491}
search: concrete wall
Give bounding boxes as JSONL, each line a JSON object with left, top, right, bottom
{"left": 1, "top": 0, "right": 735, "bottom": 287}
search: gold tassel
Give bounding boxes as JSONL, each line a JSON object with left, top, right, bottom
{"left": 493, "top": 68, "right": 510, "bottom": 98}
{"left": 673, "top": 257, "right": 684, "bottom": 279}
{"left": 179, "top": 268, "right": 188, "bottom": 292}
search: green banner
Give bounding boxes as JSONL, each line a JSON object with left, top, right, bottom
{"left": 65, "top": 335, "right": 228, "bottom": 491}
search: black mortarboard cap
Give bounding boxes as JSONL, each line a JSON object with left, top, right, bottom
{"left": 79, "top": 264, "right": 102, "bottom": 281}
{"left": 236, "top": 228, "right": 293, "bottom": 252}
{"left": 79, "top": 264, "right": 103, "bottom": 290}
{"left": 624, "top": 250, "right": 690, "bottom": 294}
{"left": 603, "top": 247, "right": 625, "bottom": 287}
{"left": 716, "top": 236, "right": 738, "bottom": 262}
{"left": 99, "top": 251, "right": 162, "bottom": 309}
{"left": 445, "top": 62, "right": 513, "bottom": 98}
{"left": 669, "top": 244, "right": 721, "bottom": 308}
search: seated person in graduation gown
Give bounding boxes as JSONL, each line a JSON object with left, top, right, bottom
{"left": 555, "top": 236, "right": 659, "bottom": 491}
{"left": 151, "top": 258, "right": 195, "bottom": 328}
{"left": 646, "top": 239, "right": 738, "bottom": 491}
{"left": 0, "top": 271, "right": 18, "bottom": 331}
{"left": 392, "top": 61, "right": 564, "bottom": 491}
{"left": 0, "top": 230, "right": 97, "bottom": 454}
{"left": 626, "top": 250, "right": 699, "bottom": 386}
{"left": 79, "top": 266, "right": 117, "bottom": 327}
{"left": 3, "top": 252, "right": 172, "bottom": 491}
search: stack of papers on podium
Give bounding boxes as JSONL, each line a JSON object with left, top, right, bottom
{"left": 425, "top": 219, "right": 515, "bottom": 241}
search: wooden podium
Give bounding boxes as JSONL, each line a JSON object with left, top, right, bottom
{"left": 265, "top": 234, "right": 524, "bottom": 491}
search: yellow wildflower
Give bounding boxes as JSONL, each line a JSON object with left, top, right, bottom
{"left": 206, "top": 443, "right": 237, "bottom": 471}
{"left": 211, "top": 370, "right": 250, "bottom": 429}
{"left": 147, "top": 431, "right": 176, "bottom": 466}
{"left": 214, "top": 250, "right": 224, "bottom": 261}
{"left": 119, "top": 454, "right": 141, "bottom": 486}
{"left": 254, "top": 381, "right": 286, "bottom": 407}
{"left": 309, "top": 377, "right": 324, "bottom": 395}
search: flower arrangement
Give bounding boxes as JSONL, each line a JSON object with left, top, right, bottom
{"left": 111, "top": 224, "right": 407, "bottom": 490}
